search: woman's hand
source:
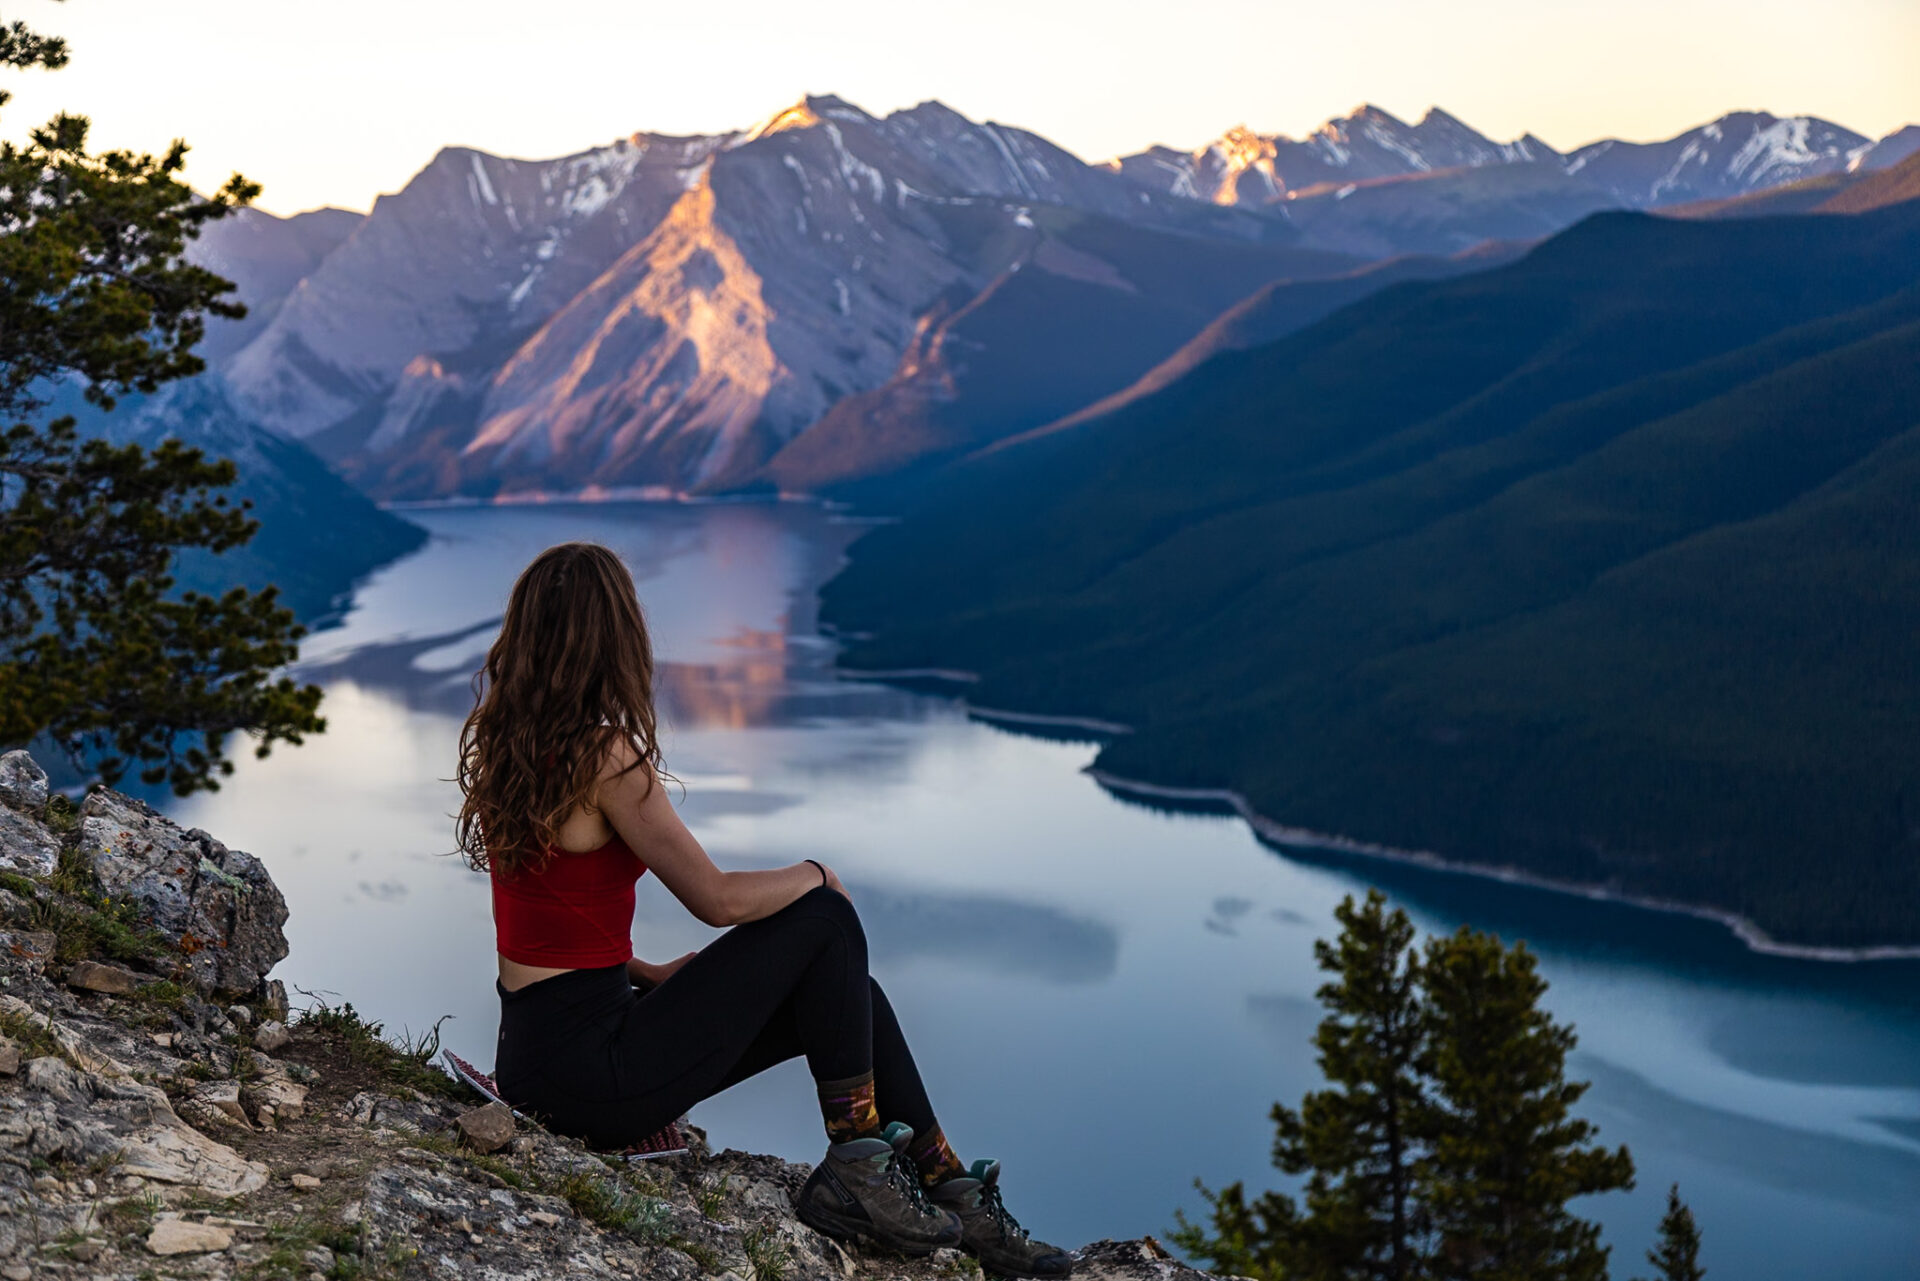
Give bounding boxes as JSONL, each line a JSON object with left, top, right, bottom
{"left": 628, "top": 951, "right": 698, "bottom": 989}
{"left": 600, "top": 747, "right": 855, "bottom": 926}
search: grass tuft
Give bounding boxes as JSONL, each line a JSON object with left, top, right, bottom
{"left": 743, "top": 1224, "right": 792, "bottom": 1281}
{"left": 293, "top": 997, "right": 464, "bottom": 1101}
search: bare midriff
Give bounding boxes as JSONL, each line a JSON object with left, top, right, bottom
{"left": 496, "top": 805, "right": 625, "bottom": 992}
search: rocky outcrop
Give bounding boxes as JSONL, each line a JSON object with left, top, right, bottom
{"left": 0, "top": 751, "right": 289, "bottom": 998}
{"left": 0, "top": 753, "right": 1210, "bottom": 1280}
{"left": 77, "top": 787, "right": 289, "bottom": 998}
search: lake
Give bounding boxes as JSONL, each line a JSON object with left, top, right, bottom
{"left": 168, "top": 499, "right": 1920, "bottom": 1279}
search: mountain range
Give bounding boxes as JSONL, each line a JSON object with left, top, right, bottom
{"left": 819, "top": 153, "right": 1920, "bottom": 950}
{"left": 173, "top": 96, "right": 1916, "bottom": 504}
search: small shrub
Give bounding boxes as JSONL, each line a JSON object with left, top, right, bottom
{"left": 556, "top": 1169, "right": 671, "bottom": 1240}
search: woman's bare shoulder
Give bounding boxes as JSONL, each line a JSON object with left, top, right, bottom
{"left": 596, "top": 732, "right": 658, "bottom": 792}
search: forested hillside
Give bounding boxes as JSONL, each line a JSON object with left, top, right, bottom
{"left": 821, "top": 194, "right": 1920, "bottom": 949}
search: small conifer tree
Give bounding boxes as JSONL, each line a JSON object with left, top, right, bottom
{"left": 1637, "top": 1184, "right": 1705, "bottom": 1281}
{"left": 1418, "top": 928, "right": 1635, "bottom": 1281}
{"left": 1176, "top": 897, "right": 1651, "bottom": 1281}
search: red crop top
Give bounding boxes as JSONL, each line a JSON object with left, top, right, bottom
{"left": 491, "top": 834, "right": 647, "bottom": 968}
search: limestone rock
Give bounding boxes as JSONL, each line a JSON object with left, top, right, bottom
{"left": 191, "top": 1079, "right": 252, "bottom": 1128}
{"left": 147, "top": 1217, "right": 233, "bottom": 1255}
{"left": 0, "top": 1035, "right": 18, "bottom": 1076}
{"left": 455, "top": 1101, "right": 515, "bottom": 1153}
{"left": 0, "top": 808, "right": 57, "bottom": 878}
{"left": 0, "top": 930, "right": 55, "bottom": 974}
{"left": 243, "top": 1072, "right": 308, "bottom": 1122}
{"left": 253, "top": 1019, "right": 290, "bottom": 1052}
{"left": 0, "top": 750, "right": 47, "bottom": 812}
{"left": 78, "top": 786, "right": 289, "bottom": 995}
{"left": 290, "top": 1172, "right": 322, "bottom": 1190}
{"left": 67, "top": 958, "right": 141, "bottom": 994}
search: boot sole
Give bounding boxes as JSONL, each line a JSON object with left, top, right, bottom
{"left": 795, "top": 1198, "right": 958, "bottom": 1257}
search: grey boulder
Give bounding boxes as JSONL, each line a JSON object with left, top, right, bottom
{"left": 79, "top": 786, "right": 289, "bottom": 997}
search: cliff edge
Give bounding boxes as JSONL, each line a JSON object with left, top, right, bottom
{"left": 0, "top": 750, "right": 1204, "bottom": 1281}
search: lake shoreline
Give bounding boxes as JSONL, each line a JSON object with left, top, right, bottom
{"left": 832, "top": 664, "right": 1920, "bottom": 964}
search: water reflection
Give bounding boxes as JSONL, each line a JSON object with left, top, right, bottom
{"left": 162, "top": 501, "right": 1920, "bottom": 1280}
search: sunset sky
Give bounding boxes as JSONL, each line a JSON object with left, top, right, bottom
{"left": 3, "top": 0, "right": 1916, "bottom": 216}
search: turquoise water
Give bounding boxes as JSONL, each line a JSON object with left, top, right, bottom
{"left": 168, "top": 500, "right": 1920, "bottom": 1279}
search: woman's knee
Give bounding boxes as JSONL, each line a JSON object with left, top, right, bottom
{"left": 802, "top": 884, "right": 867, "bottom": 957}
{"left": 766, "top": 882, "right": 866, "bottom": 954}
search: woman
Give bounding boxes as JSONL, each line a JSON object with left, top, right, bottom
{"left": 456, "top": 542, "right": 1070, "bottom": 1278}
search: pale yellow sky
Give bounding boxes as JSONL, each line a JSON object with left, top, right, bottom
{"left": 3, "top": 0, "right": 1916, "bottom": 216}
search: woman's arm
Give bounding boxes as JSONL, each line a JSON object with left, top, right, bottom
{"left": 598, "top": 742, "right": 845, "bottom": 927}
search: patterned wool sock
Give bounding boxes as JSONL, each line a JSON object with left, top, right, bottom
{"left": 907, "top": 1123, "right": 966, "bottom": 1188}
{"left": 817, "top": 1071, "right": 881, "bottom": 1143}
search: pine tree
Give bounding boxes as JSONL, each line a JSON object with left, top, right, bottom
{"left": 1169, "top": 1176, "right": 1300, "bottom": 1281}
{"left": 1637, "top": 1185, "right": 1705, "bottom": 1281}
{"left": 1, "top": 14, "right": 322, "bottom": 791}
{"left": 1277, "top": 891, "right": 1432, "bottom": 1280}
{"left": 1417, "top": 927, "right": 1635, "bottom": 1281}
{"left": 1174, "top": 891, "right": 1431, "bottom": 1281}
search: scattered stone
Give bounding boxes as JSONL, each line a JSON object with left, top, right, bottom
{"left": 229, "top": 1004, "right": 254, "bottom": 1027}
{"left": 1, "top": 1263, "right": 30, "bottom": 1281}
{"left": 0, "top": 1035, "right": 18, "bottom": 1076}
{"left": 0, "top": 749, "right": 48, "bottom": 811}
{"left": 245, "top": 1072, "right": 308, "bottom": 1122}
{"left": 253, "top": 1019, "right": 290, "bottom": 1053}
{"left": 455, "top": 1101, "right": 516, "bottom": 1153}
{"left": 192, "top": 1079, "right": 252, "bottom": 1127}
{"left": 66, "top": 959, "right": 141, "bottom": 995}
{"left": 151, "top": 1031, "right": 174, "bottom": 1048}
{"left": 146, "top": 1218, "right": 233, "bottom": 1255}
{"left": 291, "top": 1172, "right": 322, "bottom": 1191}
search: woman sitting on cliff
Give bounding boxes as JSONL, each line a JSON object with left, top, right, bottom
{"left": 454, "top": 541, "right": 1069, "bottom": 1278}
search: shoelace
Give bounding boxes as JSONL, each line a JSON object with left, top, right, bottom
{"left": 884, "top": 1147, "right": 942, "bottom": 1220}
{"left": 980, "top": 1181, "right": 1030, "bottom": 1243}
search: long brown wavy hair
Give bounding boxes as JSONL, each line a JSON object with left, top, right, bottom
{"left": 455, "top": 542, "right": 665, "bottom": 874}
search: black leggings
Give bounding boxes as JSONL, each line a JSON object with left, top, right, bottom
{"left": 494, "top": 884, "right": 938, "bottom": 1151}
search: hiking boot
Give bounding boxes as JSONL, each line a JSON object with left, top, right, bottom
{"left": 796, "top": 1121, "right": 963, "bottom": 1256}
{"left": 930, "top": 1159, "right": 1073, "bottom": 1278}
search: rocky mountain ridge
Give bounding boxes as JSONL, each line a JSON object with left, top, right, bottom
{"left": 196, "top": 95, "right": 1919, "bottom": 502}
{"left": 0, "top": 750, "right": 1201, "bottom": 1281}
{"left": 1116, "top": 104, "right": 1909, "bottom": 209}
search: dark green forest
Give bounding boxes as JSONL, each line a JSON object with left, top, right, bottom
{"left": 823, "top": 184, "right": 1920, "bottom": 949}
